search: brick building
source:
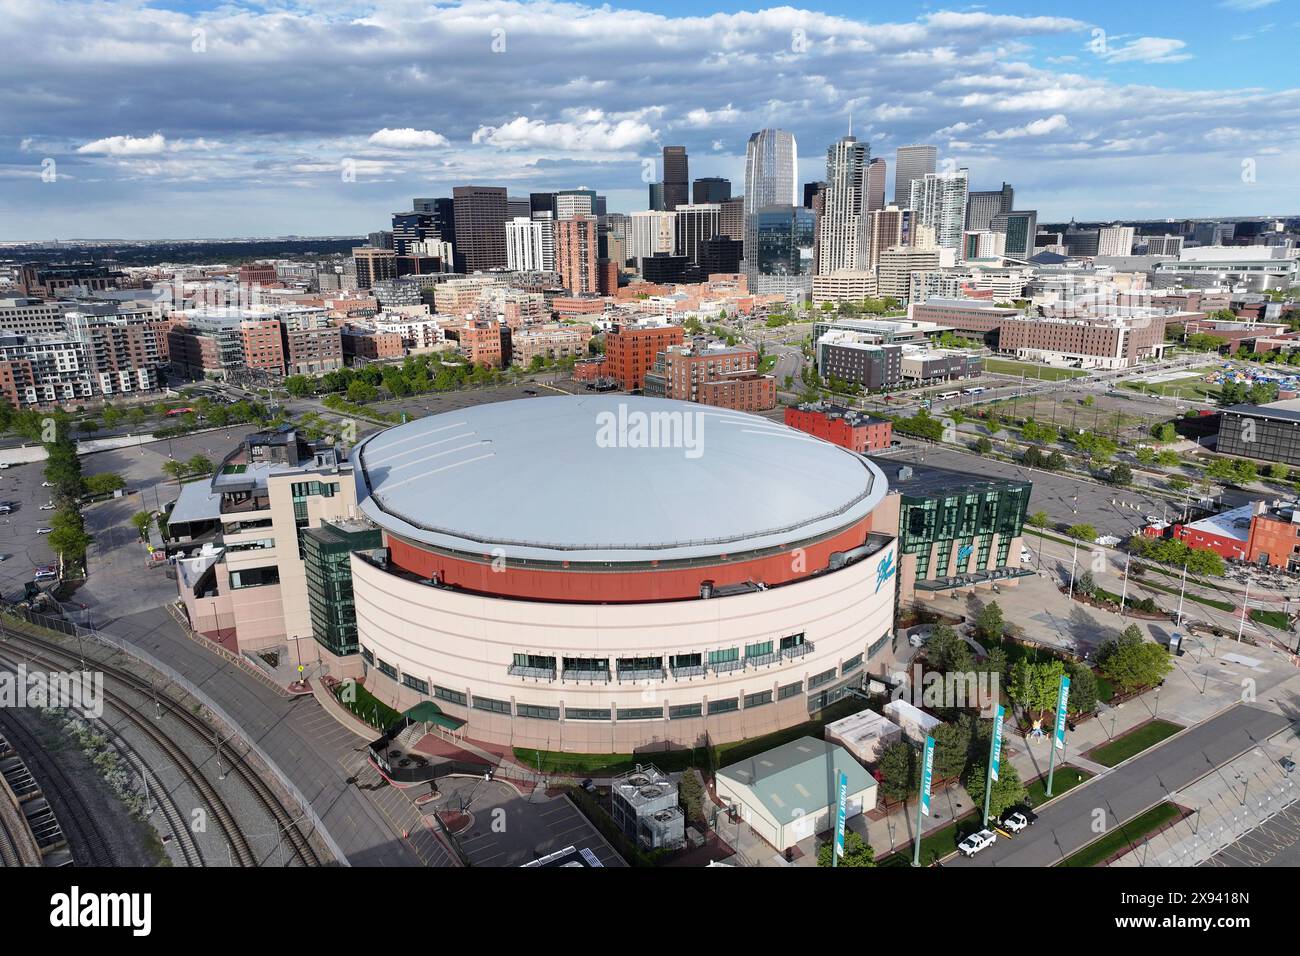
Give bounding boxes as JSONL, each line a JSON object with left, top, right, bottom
{"left": 784, "top": 403, "right": 893, "bottom": 453}
{"left": 603, "top": 324, "right": 684, "bottom": 391}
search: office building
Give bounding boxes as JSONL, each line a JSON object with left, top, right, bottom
{"left": 743, "top": 129, "right": 799, "bottom": 274}
{"left": 753, "top": 205, "right": 815, "bottom": 279}
{"left": 893, "top": 144, "right": 937, "bottom": 206}
{"left": 452, "top": 185, "right": 509, "bottom": 272}
{"left": 506, "top": 215, "right": 555, "bottom": 272}
{"left": 555, "top": 215, "right": 599, "bottom": 294}
{"left": 627, "top": 210, "right": 677, "bottom": 271}
{"left": 673, "top": 204, "right": 722, "bottom": 273}
{"left": 603, "top": 324, "right": 684, "bottom": 390}
{"left": 990, "top": 210, "right": 1038, "bottom": 261}
{"left": 966, "top": 183, "right": 1014, "bottom": 232}
{"left": 662, "top": 146, "right": 689, "bottom": 210}
{"left": 353, "top": 247, "right": 397, "bottom": 291}
{"left": 865, "top": 158, "right": 887, "bottom": 212}
{"left": 1098, "top": 225, "right": 1137, "bottom": 257}
{"left": 784, "top": 402, "right": 892, "bottom": 453}
{"left": 817, "top": 136, "right": 869, "bottom": 274}
{"left": 909, "top": 168, "right": 969, "bottom": 251}
{"left": 692, "top": 177, "right": 731, "bottom": 204}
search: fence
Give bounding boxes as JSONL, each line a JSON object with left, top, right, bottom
{"left": 0, "top": 604, "right": 350, "bottom": 867}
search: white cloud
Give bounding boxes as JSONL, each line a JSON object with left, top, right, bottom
{"left": 76, "top": 133, "right": 166, "bottom": 156}
{"left": 1219, "top": 0, "right": 1278, "bottom": 9}
{"left": 368, "top": 128, "right": 450, "bottom": 149}
{"left": 985, "top": 114, "right": 1070, "bottom": 139}
{"left": 472, "top": 114, "right": 656, "bottom": 152}
{"left": 1098, "top": 37, "right": 1192, "bottom": 64}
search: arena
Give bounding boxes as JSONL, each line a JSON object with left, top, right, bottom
{"left": 349, "top": 395, "right": 898, "bottom": 752}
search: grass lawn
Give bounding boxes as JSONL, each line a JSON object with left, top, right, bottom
{"left": 1120, "top": 377, "right": 1221, "bottom": 401}
{"left": 1096, "top": 676, "right": 1115, "bottom": 704}
{"left": 1089, "top": 719, "right": 1182, "bottom": 768}
{"left": 1057, "top": 802, "right": 1183, "bottom": 867}
{"left": 1250, "top": 608, "right": 1291, "bottom": 630}
{"left": 982, "top": 358, "right": 1088, "bottom": 381}
{"left": 335, "top": 680, "right": 403, "bottom": 730}
{"left": 1025, "top": 526, "right": 1083, "bottom": 549}
{"left": 879, "top": 812, "right": 984, "bottom": 867}
{"left": 1025, "top": 767, "right": 1093, "bottom": 807}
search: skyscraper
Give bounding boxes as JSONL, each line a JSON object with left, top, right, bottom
{"left": 754, "top": 205, "right": 816, "bottom": 278}
{"left": 865, "top": 158, "right": 887, "bottom": 213}
{"left": 555, "top": 215, "right": 598, "bottom": 294}
{"left": 662, "top": 146, "right": 689, "bottom": 210}
{"left": 506, "top": 215, "right": 554, "bottom": 272}
{"left": 894, "top": 144, "right": 938, "bottom": 206}
{"left": 692, "top": 177, "right": 731, "bottom": 204}
{"left": 627, "top": 210, "right": 676, "bottom": 271}
{"left": 908, "top": 168, "right": 969, "bottom": 251}
{"left": 865, "top": 205, "right": 906, "bottom": 270}
{"left": 817, "top": 136, "right": 869, "bottom": 274}
{"left": 452, "top": 185, "right": 509, "bottom": 272}
{"left": 966, "top": 182, "right": 1014, "bottom": 232}
{"left": 556, "top": 189, "right": 595, "bottom": 219}
{"left": 991, "top": 210, "right": 1038, "bottom": 260}
{"left": 673, "top": 204, "right": 722, "bottom": 273}
{"left": 648, "top": 182, "right": 666, "bottom": 211}
{"left": 743, "top": 129, "right": 799, "bottom": 276}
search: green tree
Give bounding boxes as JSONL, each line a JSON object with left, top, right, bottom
{"left": 187, "top": 455, "right": 214, "bottom": 477}
{"left": 931, "top": 715, "right": 975, "bottom": 779}
{"left": 1008, "top": 658, "right": 1066, "bottom": 719}
{"left": 816, "top": 829, "right": 876, "bottom": 867}
{"left": 974, "top": 436, "right": 992, "bottom": 455}
{"left": 48, "top": 507, "right": 92, "bottom": 565}
{"left": 963, "top": 760, "right": 1027, "bottom": 821}
{"left": 1065, "top": 523, "right": 1097, "bottom": 542}
{"left": 1028, "top": 510, "right": 1049, "bottom": 529}
{"left": 1107, "top": 463, "right": 1133, "bottom": 486}
{"left": 925, "top": 624, "right": 972, "bottom": 674}
{"left": 974, "top": 601, "right": 1006, "bottom": 642}
{"left": 131, "top": 511, "right": 153, "bottom": 539}
{"left": 678, "top": 768, "right": 706, "bottom": 828}
{"left": 162, "top": 459, "right": 186, "bottom": 482}
{"left": 84, "top": 472, "right": 126, "bottom": 496}
{"left": 877, "top": 740, "right": 918, "bottom": 803}
{"left": 1066, "top": 662, "right": 1099, "bottom": 714}
{"left": 1097, "top": 630, "right": 1172, "bottom": 693}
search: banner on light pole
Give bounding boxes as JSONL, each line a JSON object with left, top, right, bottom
{"left": 834, "top": 770, "right": 848, "bottom": 858}
{"left": 990, "top": 703, "right": 1005, "bottom": 782}
{"left": 920, "top": 735, "right": 935, "bottom": 817}
{"left": 1054, "top": 675, "right": 1071, "bottom": 750}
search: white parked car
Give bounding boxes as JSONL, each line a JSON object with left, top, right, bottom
{"left": 1020, "top": 546, "right": 1033, "bottom": 563}
{"left": 1000, "top": 811, "right": 1030, "bottom": 833}
{"left": 38, "top": 503, "right": 55, "bottom": 510}
{"left": 958, "top": 829, "right": 997, "bottom": 857}
{"left": 41, "top": 481, "right": 54, "bottom": 488}
{"left": 0, "top": 462, "right": 10, "bottom": 470}
{"left": 35, "top": 527, "right": 53, "bottom": 535}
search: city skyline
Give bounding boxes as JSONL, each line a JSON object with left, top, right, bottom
{"left": 3, "top": 0, "right": 1299, "bottom": 240}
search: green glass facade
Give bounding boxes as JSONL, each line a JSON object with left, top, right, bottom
{"left": 302, "top": 520, "right": 382, "bottom": 657}
{"left": 898, "top": 479, "right": 1029, "bottom": 583}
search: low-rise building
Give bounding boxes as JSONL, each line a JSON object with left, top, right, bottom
{"left": 784, "top": 402, "right": 892, "bottom": 453}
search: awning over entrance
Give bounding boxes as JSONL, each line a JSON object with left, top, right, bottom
{"left": 405, "top": 700, "right": 466, "bottom": 731}
{"left": 914, "top": 565, "right": 1034, "bottom": 592}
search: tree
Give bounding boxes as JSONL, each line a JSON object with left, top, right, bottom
{"left": 925, "top": 624, "right": 972, "bottom": 674}
{"left": 1008, "top": 658, "right": 1066, "bottom": 719}
{"left": 162, "top": 459, "right": 186, "bottom": 482}
{"left": 932, "top": 715, "right": 975, "bottom": 779}
{"left": 1151, "top": 422, "right": 1177, "bottom": 443}
{"left": 974, "top": 436, "right": 992, "bottom": 455}
{"left": 48, "top": 507, "right": 92, "bottom": 566}
{"left": 1067, "top": 662, "right": 1099, "bottom": 714}
{"left": 877, "top": 740, "right": 918, "bottom": 803}
{"left": 1028, "top": 510, "right": 1049, "bottom": 529}
{"left": 1269, "top": 463, "right": 1291, "bottom": 483}
{"left": 1135, "top": 446, "right": 1156, "bottom": 465}
{"left": 1097, "top": 632, "right": 1172, "bottom": 694}
{"left": 84, "top": 472, "right": 126, "bottom": 496}
{"left": 1156, "top": 450, "right": 1180, "bottom": 469}
{"left": 187, "top": 455, "right": 214, "bottom": 477}
{"left": 1065, "top": 523, "right": 1097, "bottom": 543}
{"left": 963, "top": 760, "right": 1027, "bottom": 821}
{"left": 131, "top": 511, "right": 153, "bottom": 539}
{"left": 1167, "top": 475, "right": 1190, "bottom": 492}
{"left": 817, "top": 829, "right": 876, "bottom": 867}
{"left": 1107, "top": 463, "right": 1133, "bottom": 486}
{"left": 974, "top": 601, "right": 1006, "bottom": 642}
{"left": 678, "top": 768, "right": 706, "bottom": 827}
{"left": 1074, "top": 570, "right": 1097, "bottom": 597}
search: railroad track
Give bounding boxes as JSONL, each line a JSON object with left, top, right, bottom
{"left": 0, "top": 799, "right": 19, "bottom": 866}
{"left": 0, "top": 708, "right": 115, "bottom": 866}
{"left": 0, "top": 625, "right": 325, "bottom": 866}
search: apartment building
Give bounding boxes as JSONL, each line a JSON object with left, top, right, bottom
{"left": 603, "top": 323, "right": 685, "bottom": 391}
{"left": 644, "top": 343, "right": 775, "bottom": 411}
{"left": 812, "top": 270, "right": 879, "bottom": 307}
{"left": 784, "top": 402, "right": 893, "bottom": 453}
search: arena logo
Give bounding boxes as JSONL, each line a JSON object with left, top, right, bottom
{"left": 0, "top": 665, "right": 104, "bottom": 718}
{"left": 891, "top": 664, "right": 1000, "bottom": 717}
{"left": 874, "top": 551, "right": 896, "bottom": 593}
{"left": 595, "top": 403, "right": 705, "bottom": 459}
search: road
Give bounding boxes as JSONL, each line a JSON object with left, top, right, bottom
{"left": 953, "top": 704, "right": 1294, "bottom": 867}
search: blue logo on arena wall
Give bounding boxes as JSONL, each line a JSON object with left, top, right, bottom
{"left": 875, "top": 551, "right": 896, "bottom": 593}
{"left": 957, "top": 543, "right": 973, "bottom": 563}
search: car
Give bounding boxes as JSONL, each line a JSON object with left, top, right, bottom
{"left": 41, "top": 481, "right": 53, "bottom": 488}
{"left": 38, "top": 503, "right": 55, "bottom": 510}
{"left": 1000, "top": 811, "right": 1030, "bottom": 833}
{"left": 582, "top": 777, "right": 596, "bottom": 793}
{"left": 34, "top": 564, "right": 56, "bottom": 575}
{"left": 0, "top": 505, "right": 11, "bottom": 515}
{"left": 1282, "top": 757, "right": 1296, "bottom": 774}
{"left": 1006, "top": 804, "right": 1038, "bottom": 825}
{"left": 958, "top": 829, "right": 997, "bottom": 857}
{"left": 35, "top": 528, "right": 53, "bottom": 535}
{"left": 33, "top": 569, "right": 57, "bottom": 581}
{"left": 1020, "top": 546, "right": 1033, "bottom": 563}
{"left": 0, "top": 462, "right": 9, "bottom": 470}
{"left": 0, "top": 554, "right": 8, "bottom": 562}
{"left": 523, "top": 389, "right": 538, "bottom": 396}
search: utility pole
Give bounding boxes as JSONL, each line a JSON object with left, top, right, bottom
{"left": 1068, "top": 538, "right": 1079, "bottom": 599}
{"left": 1236, "top": 576, "right": 1251, "bottom": 643}
{"left": 1175, "top": 559, "right": 1189, "bottom": 627}
{"left": 1119, "top": 557, "right": 1131, "bottom": 616}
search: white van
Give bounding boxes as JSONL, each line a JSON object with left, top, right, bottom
{"left": 1020, "top": 545, "right": 1033, "bottom": 563}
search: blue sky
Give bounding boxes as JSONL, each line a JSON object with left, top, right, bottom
{"left": 1, "top": 0, "right": 1297, "bottom": 240}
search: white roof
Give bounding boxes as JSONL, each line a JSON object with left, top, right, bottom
{"left": 882, "top": 699, "right": 943, "bottom": 730}
{"left": 825, "top": 710, "right": 902, "bottom": 745}
{"left": 354, "top": 395, "right": 887, "bottom": 563}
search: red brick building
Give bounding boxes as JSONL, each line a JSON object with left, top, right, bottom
{"left": 341, "top": 327, "right": 405, "bottom": 364}
{"left": 784, "top": 403, "right": 893, "bottom": 453}
{"left": 604, "top": 324, "right": 684, "bottom": 391}
{"left": 655, "top": 344, "right": 776, "bottom": 412}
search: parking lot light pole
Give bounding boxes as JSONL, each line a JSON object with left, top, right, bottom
{"left": 1236, "top": 577, "right": 1251, "bottom": 644}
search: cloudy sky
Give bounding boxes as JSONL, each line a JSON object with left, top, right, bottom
{"left": 2, "top": 0, "right": 1298, "bottom": 240}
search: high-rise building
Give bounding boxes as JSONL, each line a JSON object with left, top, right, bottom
{"left": 555, "top": 215, "right": 599, "bottom": 294}
{"left": 908, "top": 168, "right": 969, "bottom": 251}
{"left": 452, "top": 186, "right": 509, "bottom": 272}
{"left": 864, "top": 206, "right": 906, "bottom": 270}
{"left": 743, "top": 129, "right": 799, "bottom": 275}
{"left": 966, "top": 183, "right": 1014, "bottom": 232}
{"left": 893, "top": 144, "right": 938, "bottom": 206}
{"left": 556, "top": 188, "right": 596, "bottom": 220}
{"left": 506, "top": 215, "right": 555, "bottom": 272}
{"left": 991, "top": 210, "right": 1038, "bottom": 260}
{"left": 719, "top": 197, "right": 745, "bottom": 241}
{"left": 662, "top": 146, "right": 689, "bottom": 210}
{"left": 353, "top": 246, "right": 397, "bottom": 290}
{"left": 507, "top": 196, "right": 531, "bottom": 219}
{"left": 648, "top": 182, "right": 666, "bottom": 211}
{"left": 818, "top": 136, "right": 869, "bottom": 275}
{"left": 877, "top": 246, "right": 942, "bottom": 301}
{"left": 692, "top": 177, "right": 731, "bottom": 204}
{"left": 754, "top": 205, "right": 815, "bottom": 277}
{"left": 1097, "top": 225, "right": 1136, "bottom": 257}
{"left": 529, "top": 192, "right": 557, "bottom": 219}
{"left": 412, "top": 197, "right": 455, "bottom": 244}
{"left": 673, "top": 204, "right": 722, "bottom": 272}
{"left": 627, "top": 211, "right": 677, "bottom": 271}
{"left": 802, "top": 181, "right": 826, "bottom": 209}
{"left": 865, "top": 159, "right": 887, "bottom": 213}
